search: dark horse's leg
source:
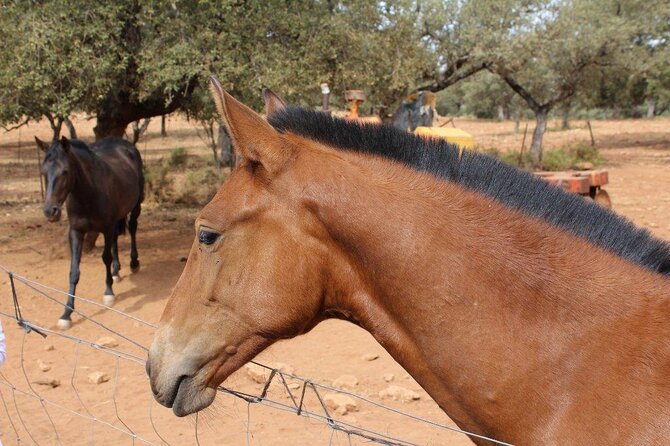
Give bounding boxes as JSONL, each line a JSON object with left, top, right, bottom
{"left": 111, "top": 222, "right": 122, "bottom": 283}
{"left": 58, "top": 229, "right": 84, "bottom": 330}
{"left": 129, "top": 203, "right": 141, "bottom": 273}
{"left": 83, "top": 231, "right": 99, "bottom": 253}
{"left": 102, "top": 230, "right": 116, "bottom": 305}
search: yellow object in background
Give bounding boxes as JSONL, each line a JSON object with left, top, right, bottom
{"left": 414, "top": 126, "right": 475, "bottom": 150}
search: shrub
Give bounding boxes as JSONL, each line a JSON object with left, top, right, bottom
{"left": 479, "top": 146, "right": 501, "bottom": 158}
{"left": 169, "top": 147, "right": 188, "bottom": 166}
{"left": 174, "top": 166, "right": 224, "bottom": 205}
{"left": 175, "top": 171, "right": 199, "bottom": 205}
{"left": 144, "top": 162, "right": 173, "bottom": 203}
{"left": 573, "top": 142, "right": 602, "bottom": 165}
{"left": 500, "top": 150, "right": 528, "bottom": 167}
{"left": 541, "top": 149, "right": 574, "bottom": 171}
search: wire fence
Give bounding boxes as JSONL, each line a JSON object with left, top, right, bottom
{"left": 0, "top": 263, "right": 512, "bottom": 446}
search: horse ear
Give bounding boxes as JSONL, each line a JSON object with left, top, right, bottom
{"left": 35, "top": 137, "right": 49, "bottom": 152}
{"left": 262, "top": 88, "right": 286, "bottom": 115}
{"left": 60, "top": 136, "right": 70, "bottom": 153}
{"left": 209, "top": 76, "right": 289, "bottom": 174}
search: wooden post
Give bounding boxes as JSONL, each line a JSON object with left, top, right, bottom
{"left": 586, "top": 120, "right": 596, "bottom": 147}
{"left": 439, "top": 117, "right": 455, "bottom": 128}
{"left": 519, "top": 123, "right": 529, "bottom": 166}
{"left": 17, "top": 127, "right": 22, "bottom": 163}
{"left": 143, "top": 137, "right": 148, "bottom": 163}
{"left": 36, "top": 144, "right": 44, "bottom": 201}
{"left": 320, "top": 83, "right": 331, "bottom": 113}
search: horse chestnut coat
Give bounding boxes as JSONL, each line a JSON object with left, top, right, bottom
{"left": 147, "top": 79, "right": 670, "bottom": 445}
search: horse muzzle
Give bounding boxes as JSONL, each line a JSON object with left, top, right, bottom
{"left": 43, "top": 205, "right": 62, "bottom": 222}
{"left": 147, "top": 337, "right": 217, "bottom": 416}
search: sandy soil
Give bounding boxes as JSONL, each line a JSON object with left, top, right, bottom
{"left": 0, "top": 115, "right": 668, "bottom": 445}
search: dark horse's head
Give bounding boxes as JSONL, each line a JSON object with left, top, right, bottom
{"left": 36, "top": 136, "right": 76, "bottom": 222}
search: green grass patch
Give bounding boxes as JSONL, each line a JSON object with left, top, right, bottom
{"left": 480, "top": 142, "right": 602, "bottom": 171}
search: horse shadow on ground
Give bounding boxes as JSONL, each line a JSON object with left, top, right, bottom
{"left": 86, "top": 257, "right": 187, "bottom": 320}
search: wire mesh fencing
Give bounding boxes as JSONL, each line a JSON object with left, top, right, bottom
{"left": 0, "top": 264, "right": 511, "bottom": 445}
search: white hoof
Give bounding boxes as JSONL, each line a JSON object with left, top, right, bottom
{"left": 112, "top": 275, "right": 121, "bottom": 283}
{"left": 102, "top": 294, "right": 115, "bottom": 306}
{"left": 57, "top": 319, "right": 72, "bottom": 330}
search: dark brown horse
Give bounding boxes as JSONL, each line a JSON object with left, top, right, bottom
{"left": 37, "top": 136, "right": 144, "bottom": 329}
{"left": 147, "top": 78, "right": 670, "bottom": 444}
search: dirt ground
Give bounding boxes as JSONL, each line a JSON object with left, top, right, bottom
{"left": 0, "top": 115, "right": 668, "bottom": 445}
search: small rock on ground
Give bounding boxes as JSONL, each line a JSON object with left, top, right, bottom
{"left": 44, "top": 344, "right": 55, "bottom": 351}
{"left": 379, "top": 385, "right": 421, "bottom": 403}
{"left": 245, "top": 363, "right": 270, "bottom": 384}
{"left": 271, "top": 362, "right": 295, "bottom": 375}
{"left": 33, "top": 377, "right": 60, "bottom": 388}
{"left": 383, "top": 373, "right": 394, "bottom": 382}
{"left": 324, "top": 393, "right": 359, "bottom": 416}
{"left": 87, "top": 372, "right": 110, "bottom": 384}
{"left": 332, "top": 374, "right": 359, "bottom": 389}
{"left": 37, "top": 359, "right": 51, "bottom": 372}
{"left": 362, "top": 353, "right": 379, "bottom": 361}
{"left": 96, "top": 336, "right": 119, "bottom": 348}
{"left": 245, "top": 362, "right": 296, "bottom": 384}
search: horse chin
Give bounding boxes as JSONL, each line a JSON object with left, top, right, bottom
{"left": 171, "top": 377, "right": 216, "bottom": 417}
{"left": 46, "top": 211, "right": 62, "bottom": 222}
{"left": 207, "top": 334, "right": 274, "bottom": 390}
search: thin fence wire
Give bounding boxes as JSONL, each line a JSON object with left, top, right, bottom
{"left": 0, "top": 263, "right": 513, "bottom": 446}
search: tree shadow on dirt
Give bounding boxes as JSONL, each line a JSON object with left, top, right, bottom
{"left": 600, "top": 132, "right": 670, "bottom": 151}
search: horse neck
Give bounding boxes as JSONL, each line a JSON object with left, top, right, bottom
{"left": 68, "top": 147, "right": 97, "bottom": 200}
{"left": 300, "top": 147, "right": 670, "bottom": 442}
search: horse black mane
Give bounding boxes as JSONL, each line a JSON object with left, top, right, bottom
{"left": 268, "top": 106, "right": 670, "bottom": 276}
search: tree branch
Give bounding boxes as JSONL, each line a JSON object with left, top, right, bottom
{"left": 418, "top": 60, "right": 490, "bottom": 93}
{"left": 545, "top": 85, "right": 577, "bottom": 109}
{"left": 1, "top": 117, "right": 31, "bottom": 132}
{"left": 500, "top": 75, "right": 542, "bottom": 113}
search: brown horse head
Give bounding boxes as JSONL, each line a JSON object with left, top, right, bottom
{"left": 37, "top": 136, "right": 76, "bottom": 222}
{"left": 147, "top": 79, "right": 347, "bottom": 416}
{"left": 148, "top": 80, "right": 670, "bottom": 443}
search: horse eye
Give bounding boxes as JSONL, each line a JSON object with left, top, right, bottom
{"left": 198, "top": 230, "right": 219, "bottom": 245}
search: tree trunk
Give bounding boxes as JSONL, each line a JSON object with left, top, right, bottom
{"left": 514, "top": 115, "right": 520, "bottom": 134}
{"left": 94, "top": 112, "right": 130, "bottom": 139}
{"left": 46, "top": 115, "right": 63, "bottom": 141}
{"left": 561, "top": 108, "right": 570, "bottom": 130}
{"left": 204, "top": 121, "right": 217, "bottom": 164}
{"left": 64, "top": 117, "right": 78, "bottom": 139}
{"left": 131, "top": 118, "right": 151, "bottom": 144}
{"left": 646, "top": 98, "right": 656, "bottom": 118}
{"left": 529, "top": 109, "right": 548, "bottom": 169}
{"left": 94, "top": 86, "right": 195, "bottom": 140}
{"left": 161, "top": 115, "right": 167, "bottom": 136}
{"left": 218, "top": 124, "right": 233, "bottom": 167}
{"left": 497, "top": 105, "right": 506, "bottom": 121}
